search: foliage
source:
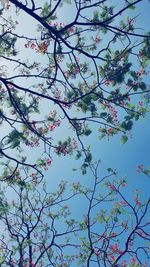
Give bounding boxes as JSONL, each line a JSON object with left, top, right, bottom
{"left": 0, "top": 165, "right": 149, "bottom": 267}
{"left": 0, "top": 1, "right": 149, "bottom": 267}
{"left": 0, "top": 0, "right": 149, "bottom": 177}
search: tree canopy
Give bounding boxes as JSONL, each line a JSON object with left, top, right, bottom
{"left": 0, "top": 0, "right": 150, "bottom": 266}
{"left": 0, "top": 0, "right": 150, "bottom": 178}
{"left": 0, "top": 165, "right": 150, "bottom": 267}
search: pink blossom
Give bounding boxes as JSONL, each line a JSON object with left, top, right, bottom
{"left": 138, "top": 101, "right": 143, "bottom": 106}
{"left": 119, "top": 201, "right": 127, "bottom": 206}
{"left": 46, "top": 158, "right": 52, "bottom": 166}
{"left": 109, "top": 184, "right": 117, "bottom": 191}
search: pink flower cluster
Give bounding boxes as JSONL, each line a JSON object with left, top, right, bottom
{"left": 135, "top": 67, "right": 145, "bottom": 78}
{"left": 107, "top": 128, "right": 113, "bottom": 135}
{"left": 109, "top": 184, "right": 117, "bottom": 191}
{"left": 49, "top": 21, "right": 65, "bottom": 29}
{"left": 136, "top": 164, "right": 143, "bottom": 173}
{"left": 133, "top": 195, "right": 141, "bottom": 206}
{"left": 25, "top": 41, "right": 37, "bottom": 50}
{"left": 108, "top": 104, "right": 118, "bottom": 123}
{"left": 46, "top": 158, "right": 52, "bottom": 166}
{"left": 71, "top": 138, "right": 78, "bottom": 149}
{"left": 119, "top": 200, "right": 128, "bottom": 206}
{"left": 48, "top": 120, "right": 60, "bottom": 131}
{"left": 137, "top": 229, "right": 147, "bottom": 237}
{"left": 109, "top": 243, "right": 123, "bottom": 255}
{"left": 25, "top": 41, "right": 49, "bottom": 54}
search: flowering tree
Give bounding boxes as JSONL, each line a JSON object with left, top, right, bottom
{"left": 0, "top": 165, "right": 149, "bottom": 267}
{"left": 0, "top": 0, "right": 150, "bottom": 177}
{"left": 0, "top": 1, "right": 150, "bottom": 266}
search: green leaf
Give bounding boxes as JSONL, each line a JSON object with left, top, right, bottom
{"left": 128, "top": 5, "right": 136, "bottom": 10}
{"left": 100, "top": 112, "right": 107, "bottom": 117}
{"left": 139, "top": 82, "right": 146, "bottom": 91}
{"left": 121, "top": 120, "right": 133, "bottom": 131}
{"left": 121, "top": 135, "right": 128, "bottom": 144}
{"left": 84, "top": 128, "right": 92, "bottom": 136}
{"left": 17, "top": 181, "right": 26, "bottom": 188}
{"left": 0, "top": 256, "right": 4, "bottom": 264}
{"left": 107, "top": 167, "right": 113, "bottom": 172}
{"left": 75, "top": 151, "right": 82, "bottom": 160}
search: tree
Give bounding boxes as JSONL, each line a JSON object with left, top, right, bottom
{"left": 0, "top": 0, "right": 150, "bottom": 178}
{"left": 0, "top": 164, "right": 149, "bottom": 267}
{"left": 0, "top": 1, "right": 150, "bottom": 267}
